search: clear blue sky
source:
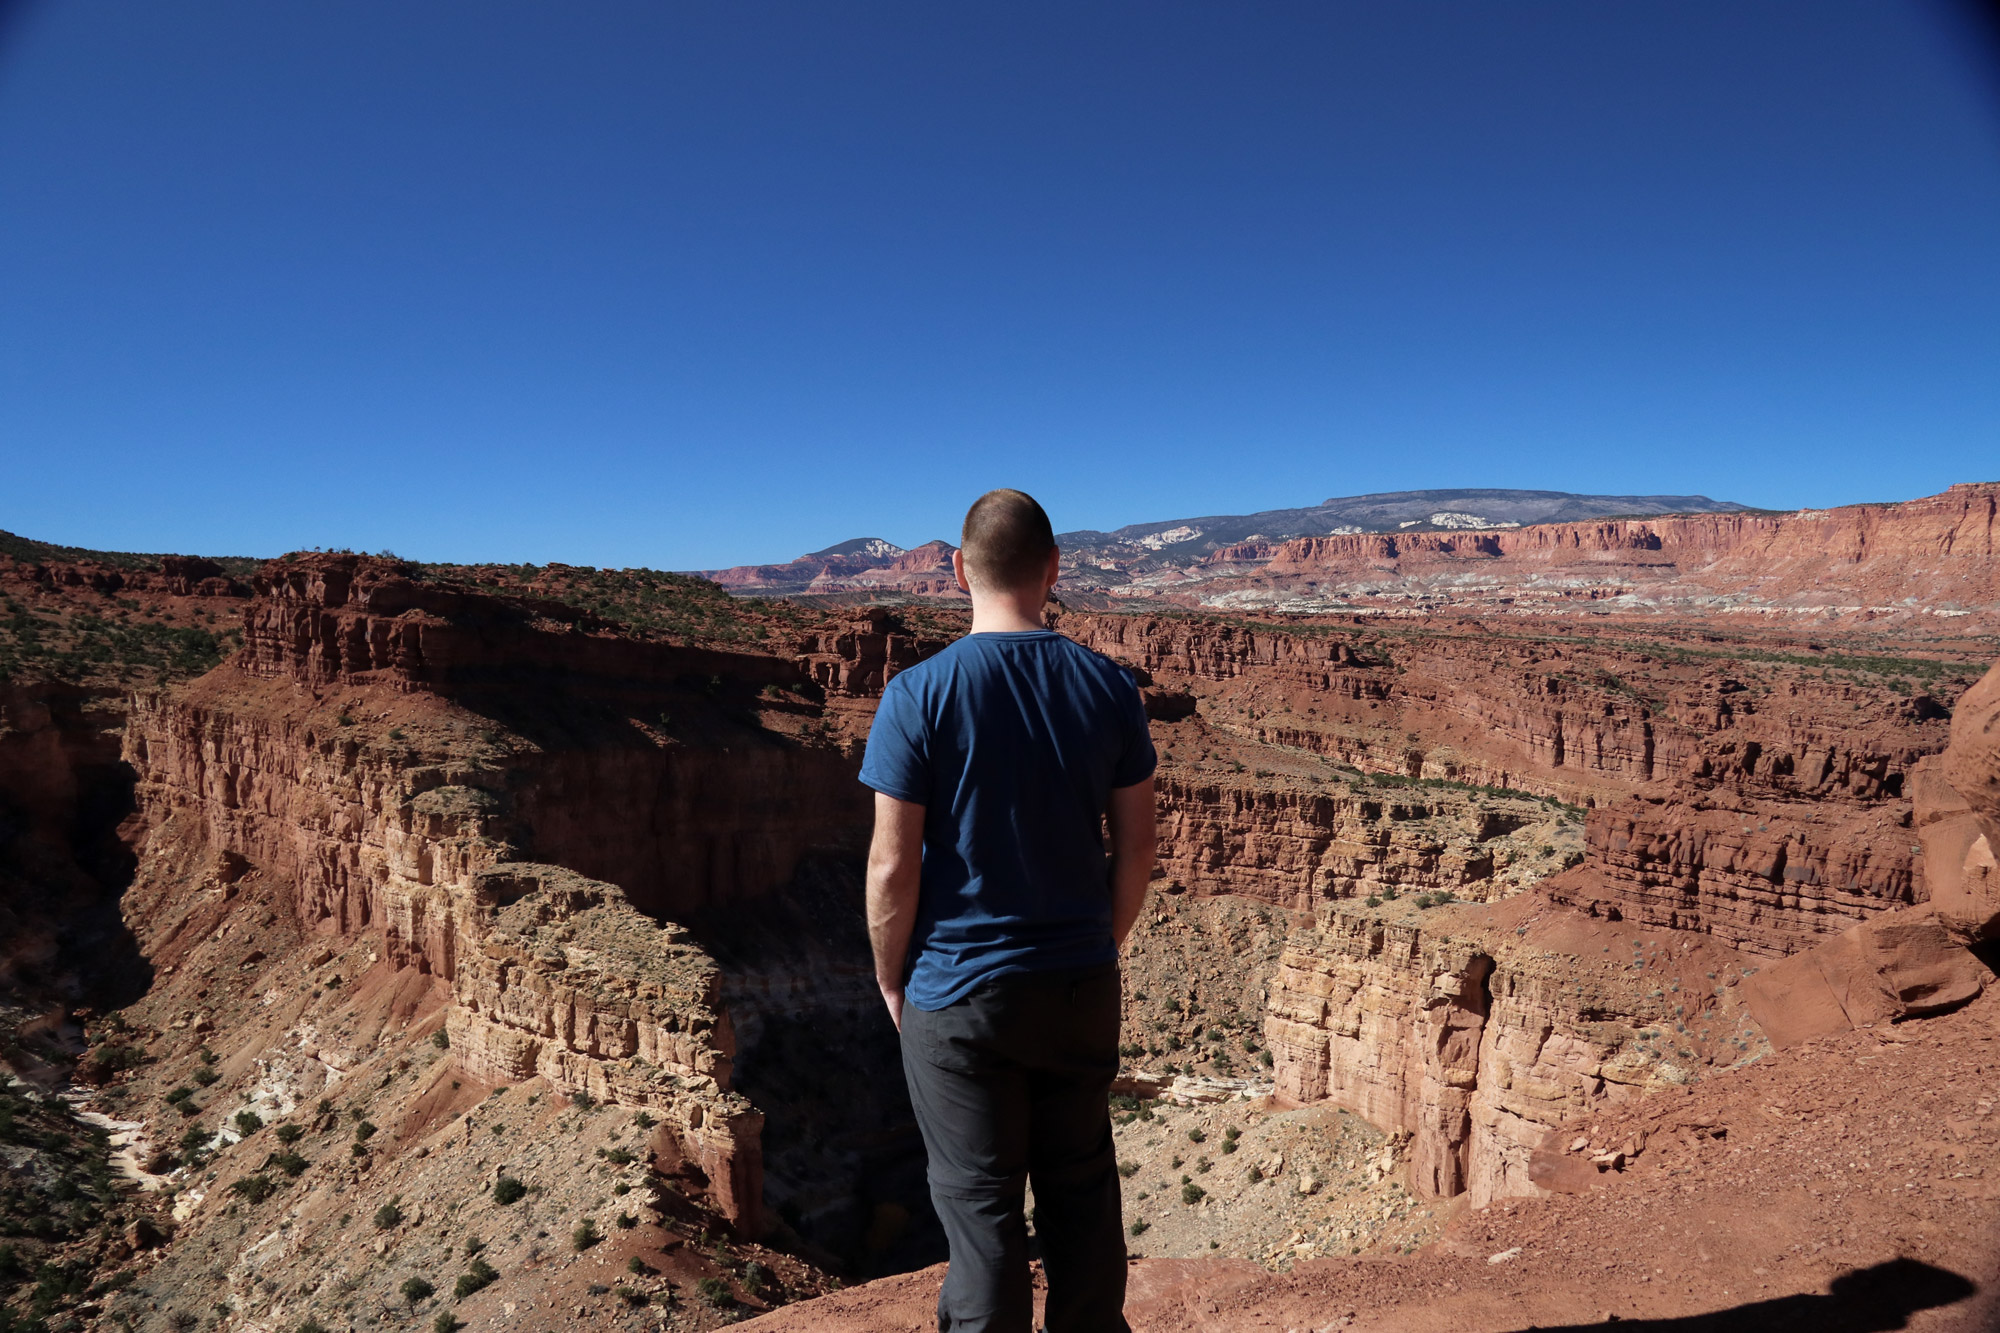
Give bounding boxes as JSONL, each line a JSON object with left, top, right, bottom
{"left": 2, "top": 2, "right": 1997, "bottom": 569}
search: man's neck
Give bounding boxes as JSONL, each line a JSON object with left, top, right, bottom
{"left": 967, "top": 593, "right": 1048, "bottom": 634}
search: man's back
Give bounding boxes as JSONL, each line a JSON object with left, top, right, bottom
{"left": 860, "top": 628, "right": 1155, "bottom": 1010}
{"left": 862, "top": 488, "right": 1153, "bottom": 1333}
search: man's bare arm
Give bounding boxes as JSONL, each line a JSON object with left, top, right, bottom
{"left": 1106, "top": 775, "right": 1156, "bottom": 948}
{"left": 866, "top": 792, "right": 927, "bottom": 1031}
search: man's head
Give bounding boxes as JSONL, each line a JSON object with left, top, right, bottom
{"left": 957, "top": 489, "right": 1058, "bottom": 596}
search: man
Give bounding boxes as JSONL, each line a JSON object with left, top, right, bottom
{"left": 860, "top": 488, "right": 1157, "bottom": 1333}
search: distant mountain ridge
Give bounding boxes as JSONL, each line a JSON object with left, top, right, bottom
{"left": 1056, "top": 488, "right": 1755, "bottom": 559}
{"left": 696, "top": 487, "right": 1755, "bottom": 595}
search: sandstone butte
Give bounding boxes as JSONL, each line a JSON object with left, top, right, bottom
{"left": 0, "top": 485, "right": 1996, "bottom": 1333}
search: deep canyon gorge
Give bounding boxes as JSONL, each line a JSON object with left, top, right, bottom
{"left": 1, "top": 481, "right": 1998, "bottom": 1332}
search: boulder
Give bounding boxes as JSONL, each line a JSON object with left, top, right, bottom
{"left": 1742, "top": 909, "right": 1992, "bottom": 1049}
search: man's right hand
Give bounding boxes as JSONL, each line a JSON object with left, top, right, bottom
{"left": 866, "top": 792, "right": 925, "bottom": 1033}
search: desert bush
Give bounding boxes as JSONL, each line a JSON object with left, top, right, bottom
{"left": 571, "top": 1219, "right": 601, "bottom": 1251}
{"left": 229, "top": 1175, "right": 276, "bottom": 1203}
{"left": 453, "top": 1258, "right": 497, "bottom": 1300}
{"left": 695, "top": 1276, "right": 732, "bottom": 1307}
{"left": 492, "top": 1175, "right": 527, "bottom": 1205}
{"left": 373, "top": 1201, "right": 403, "bottom": 1230}
{"left": 400, "top": 1276, "right": 435, "bottom": 1305}
{"left": 274, "top": 1123, "right": 304, "bottom": 1145}
{"left": 233, "top": 1110, "right": 263, "bottom": 1136}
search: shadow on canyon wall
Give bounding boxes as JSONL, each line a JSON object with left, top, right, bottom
{"left": 0, "top": 683, "right": 151, "bottom": 1014}
{"left": 698, "top": 852, "right": 949, "bottom": 1279}
{"left": 1513, "top": 1257, "right": 1983, "bottom": 1332}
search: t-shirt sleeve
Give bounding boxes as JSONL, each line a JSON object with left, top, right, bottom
{"left": 1111, "top": 668, "right": 1158, "bottom": 788}
{"left": 859, "top": 673, "right": 931, "bottom": 805}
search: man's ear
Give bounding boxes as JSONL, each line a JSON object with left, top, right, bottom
{"left": 952, "top": 547, "right": 972, "bottom": 595}
{"left": 1045, "top": 546, "right": 1061, "bottom": 592}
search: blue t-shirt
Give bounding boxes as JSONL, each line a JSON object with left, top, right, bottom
{"left": 858, "top": 629, "right": 1157, "bottom": 1011}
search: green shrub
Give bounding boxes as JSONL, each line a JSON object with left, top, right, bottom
{"left": 353, "top": 1120, "right": 377, "bottom": 1142}
{"left": 695, "top": 1276, "right": 732, "bottom": 1307}
{"left": 614, "top": 1285, "right": 648, "bottom": 1307}
{"left": 192, "top": 1066, "right": 220, "bottom": 1087}
{"left": 1128, "top": 1218, "right": 1149, "bottom": 1236}
{"left": 492, "top": 1176, "right": 527, "bottom": 1205}
{"left": 229, "top": 1175, "right": 276, "bottom": 1203}
{"left": 615, "top": 1212, "right": 637, "bottom": 1230}
{"left": 571, "top": 1219, "right": 601, "bottom": 1251}
{"left": 600, "top": 1147, "right": 634, "bottom": 1166}
{"left": 179, "top": 1125, "right": 210, "bottom": 1153}
{"left": 274, "top": 1123, "right": 304, "bottom": 1145}
{"left": 453, "top": 1258, "right": 497, "bottom": 1300}
{"left": 632, "top": 1111, "right": 656, "bottom": 1130}
{"left": 431, "top": 1029, "right": 450, "bottom": 1051}
{"left": 742, "top": 1261, "right": 772, "bottom": 1296}
{"left": 1181, "top": 1182, "right": 1205, "bottom": 1205}
{"left": 165, "top": 1086, "right": 194, "bottom": 1105}
{"left": 233, "top": 1110, "right": 263, "bottom": 1136}
{"left": 87, "top": 1044, "right": 145, "bottom": 1077}
{"left": 1117, "top": 1161, "right": 1138, "bottom": 1178}
{"left": 1186, "top": 1127, "right": 1205, "bottom": 1143}
{"left": 270, "top": 1151, "right": 308, "bottom": 1178}
{"left": 374, "top": 1201, "right": 403, "bottom": 1230}
{"left": 298, "top": 1320, "right": 330, "bottom": 1333}
{"left": 433, "top": 1313, "right": 462, "bottom": 1333}
{"left": 400, "top": 1276, "right": 435, "bottom": 1305}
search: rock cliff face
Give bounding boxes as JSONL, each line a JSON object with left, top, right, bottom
{"left": 113, "top": 557, "right": 912, "bottom": 1236}
{"left": 1263, "top": 894, "right": 1768, "bottom": 1207}
{"left": 1547, "top": 786, "right": 1920, "bottom": 955}
{"left": 1174, "top": 481, "right": 2000, "bottom": 624}
{"left": 1059, "top": 613, "right": 1954, "bottom": 809}
{"left": 1153, "top": 774, "right": 1508, "bottom": 910}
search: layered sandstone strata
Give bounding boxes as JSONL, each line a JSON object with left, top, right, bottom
{"left": 1198, "top": 481, "right": 2000, "bottom": 624}
{"left": 1061, "top": 613, "right": 1953, "bottom": 810}
{"left": 1264, "top": 896, "right": 1765, "bottom": 1207}
{"left": 112, "top": 558, "right": 905, "bottom": 1234}
{"left": 1153, "top": 773, "right": 1504, "bottom": 909}
{"left": 1547, "top": 786, "right": 1919, "bottom": 955}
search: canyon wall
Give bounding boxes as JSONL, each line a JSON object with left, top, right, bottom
{"left": 111, "top": 557, "right": 922, "bottom": 1235}
{"left": 1265, "top": 894, "right": 1776, "bottom": 1208}
{"left": 1194, "top": 481, "right": 2000, "bottom": 623}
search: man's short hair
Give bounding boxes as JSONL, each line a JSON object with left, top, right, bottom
{"left": 960, "top": 489, "right": 1056, "bottom": 592}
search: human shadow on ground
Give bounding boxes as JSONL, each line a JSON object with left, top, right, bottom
{"left": 1510, "top": 1257, "right": 1983, "bottom": 1332}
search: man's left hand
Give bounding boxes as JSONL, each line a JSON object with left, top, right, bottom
{"left": 880, "top": 984, "right": 905, "bottom": 1033}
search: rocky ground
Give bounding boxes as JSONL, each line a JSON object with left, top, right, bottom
{"left": 740, "top": 985, "right": 2000, "bottom": 1333}
{"left": 1109, "top": 1098, "right": 1445, "bottom": 1266}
